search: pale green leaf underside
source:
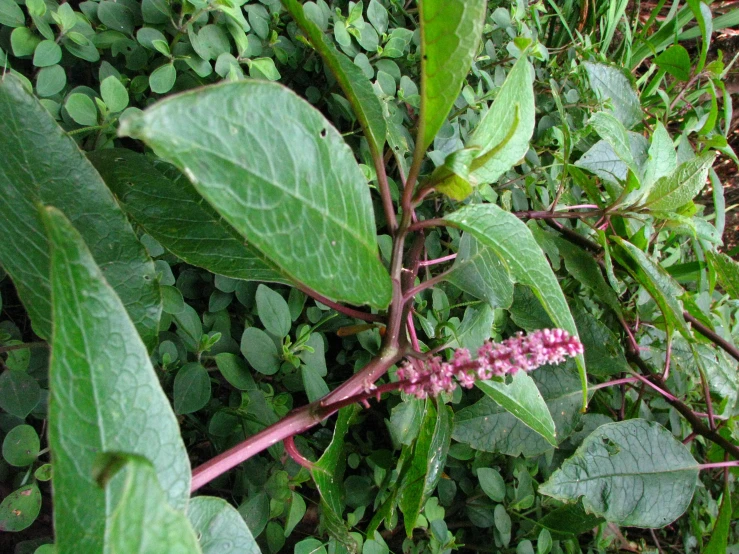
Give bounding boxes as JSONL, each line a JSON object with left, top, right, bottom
{"left": 707, "top": 250, "right": 739, "bottom": 299}
{"left": 105, "top": 455, "right": 201, "bottom": 554}
{"left": 188, "top": 496, "right": 261, "bottom": 554}
{"left": 644, "top": 152, "right": 716, "bottom": 211}
{"left": 120, "top": 81, "right": 392, "bottom": 309}
{"left": 282, "top": 0, "right": 386, "bottom": 157}
{"left": 477, "top": 372, "right": 556, "bottom": 445}
{"left": 470, "top": 55, "right": 535, "bottom": 184}
{"left": 0, "top": 75, "right": 161, "bottom": 349}
{"left": 89, "top": 149, "right": 289, "bottom": 284}
{"left": 583, "top": 61, "right": 642, "bottom": 129}
{"left": 42, "top": 207, "right": 190, "bottom": 551}
{"left": 539, "top": 419, "right": 698, "bottom": 528}
{"left": 445, "top": 204, "right": 587, "bottom": 405}
{"left": 418, "top": 0, "right": 487, "bottom": 152}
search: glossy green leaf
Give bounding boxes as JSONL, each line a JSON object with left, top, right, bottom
{"left": 611, "top": 238, "right": 691, "bottom": 338}
{"left": 399, "top": 400, "right": 452, "bottom": 537}
{"left": 469, "top": 55, "right": 535, "bottom": 185}
{"left": 98, "top": 453, "right": 201, "bottom": 554}
{"left": 188, "top": 496, "right": 261, "bottom": 554}
{"left": 654, "top": 44, "right": 691, "bottom": 81}
{"left": 644, "top": 152, "right": 716, "bottom": 211}
{"left": 0, "top": 76, "right": 161, "bottom": 349}
{"left": 41, "top": 207, "right": 189, "bottom": 551}
{"left": 89, "top": 149, "right": 288, "bottom": 285}
{"left": 477, "top": 468, "right": 506, "bottom": 502}
{"left": 417, "top": 0, "right": 487, "bottom": 152}
{"left": 445, "top": 204, "right": 586, "bottom": 405}
{"left": 0, "top": 370, "right": 40, "bottom": 418}
{"left": 256, "top": 285, "right": 291, "bottom": 338}
{"left": 0, "top": 484, "right": 41, "bottom": 532}
{"left": 174, "top": 362, "right": 211, "bottom": 415}
{"left": 120, "top": 81, "right": 392, "bottom": 309}
{"left": 707, "top": 250, "right": 739, "bottom": 298}
{"left": 453, "top": 363, "right": 584, "bottom": 457}
{"left": 445, "top": 233, "right": 514, "bottom": 308}
{"left": 704, "top": 482, "right": 732, "bottom": 554}
{"left": 282, "top": 0, "right": 386, "bottom": 157}
{"left": 477, "top": 371, "right": 556, "bottom": 446}
{"left": 539, "top": 420, "right": 698, "bottom": 528}
{"left": 2, "top": 424, "right": 40, "bottom": 467}
{"left": 583, "top": 62, "right": 641, "bottom": 129}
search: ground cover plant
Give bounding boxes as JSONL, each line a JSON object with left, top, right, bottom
{"left": 1, "top": 0, "right": 739, "bottom": 552}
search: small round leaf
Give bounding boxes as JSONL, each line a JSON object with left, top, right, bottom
{"left": 2, "top": 424, "right": 40, "bottom": 467}
{"left": 65, "top": 93, "right": 98, "bottom": 126}
{"left": 149, "top": 63, "right": 176, "bottom": 94}
{"left": 100, "top": 76, "right": 129, "bottom": 113}
{"left": 36, "top": 64, "right": 67, "bottom": 97}
{"left": 0, "top": 484, "right": 42, "bottom": 531}
{"left": 240, "top": 327, "right": 280, "bottom": 375}
{"left": 32, "top": 39, "right": 62, "bottom": 67}
{"left": 173, "top": 362, "right": 211, "bottom": 414}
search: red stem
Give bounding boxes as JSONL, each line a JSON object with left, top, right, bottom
{"left": 408, "top": 218, "right": 446, "bottom": 233}
{"left": 418, "top": 253, "right": 457, "bottom": 267}
{"left": 699, "top": 461, "right": 739, "bottom": 470}
{"left": 283, "top": 436, "right": 314, "bottom": 469}
{"left": 296, "top": 284, "right": 383, "bottom": 323}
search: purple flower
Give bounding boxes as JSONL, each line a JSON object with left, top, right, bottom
{"left": 396, "top": 329, "right": 583, "bottom": 399}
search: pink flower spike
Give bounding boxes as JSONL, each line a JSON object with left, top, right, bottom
{"left": 396, "top": 329, "right": 583, "bottom": 399}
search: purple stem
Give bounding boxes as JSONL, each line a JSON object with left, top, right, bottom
{"left": 699, "top": 461, "right": 739, "bottom": 470}
{"left": 283, "top": 435, "right": 314, "bottom": 470}
{"left": 589, "top": 377, "right": 639, "bottom": 391}
{"left": 403, "top": 270, "right": 453, "bottom": 303}
{"left": 296, "top": 284, "right": 383, "bottom": 323}
{"left": 418, "top": 253, "right": 457, "bottom": 267}
{"left": 628, "top": 372, "right": 678, "bottom": 402}
{"left": 407, "top": 312, "right": 421, "bottom": 352}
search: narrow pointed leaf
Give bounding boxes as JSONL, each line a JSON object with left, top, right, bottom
{"left": 539, "top": 420, "right": 698, "bottom": 528}
{"left": 704, "top": 482, "right": 732, "bottom": 554}
{"left": 477, "top": 372, "right": 556, "bottom": 446}
{"left": 0, "top": 75, "right": 161, "bottom": 349}
{"left": 445, "top": 204, "right": 587, "bottom": 406}
{"left": 282, "top": 0, "right": 386, "bottom": 157}
{"left": 42, "top": 207, "right": 190, "bottom": 551}
{"left": 417, "top": 0, "right": 487, "bottom": 152}
{"left": 469, "top": 56, "right": 535, "bottom": 184}
{"left": 644, "top": 152, "right": 716, "bottom": 211}
{"left": 89, "top": 149, "right": 289, "bottom": 284}
{"left": 100, "top": 454, "right": 201, "bottom": 554}
{"left": 188, "top": 496, "right": 261, "bottom": 554}
{"left": 707, "top": 250, "right": 739, "bottom": 298}
{"left": 120, "top": 82, "right": 391, "bottom": 309}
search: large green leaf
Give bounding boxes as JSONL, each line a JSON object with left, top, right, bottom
{"left": 0, "top": 75, "right": 161, "bottom": 349}
{"left": 583, "top": 62, "right": 641, "bottom": 129}
{"left": 453, "top": 363, "right": 583, "bottom": 457}
{"left": 188, "top": 496, "right": 261, "bottom": 554}
{"left": 398, "top": 400, "right": 452, "bottom": 537}
{"left": 644, "top": 152, "right": 716, "bottom": 211}
{"left": 611, "top": 238, "right": 691, "bottom": 338}
{"left": 282, "top": 0, "right": 386, "bottom": 157}
{"left": 120, "top": 81, "right": 392, "bottom": 309}
{"left": 89, "top": 149, "right": 289, "bottom": 284}
{"left": 42, "top": 207, "right": 190, "bottom": 551}
{"left": 707, "top": 250, "right": 739, "bottom": 298}
{"left": 417, "top": 0, "right": 487, "bottom": 152}
{"left": 642, "top": 121, "right": 677, "bottom": 196}
{"left": 476, "top": 372, "right": 556, "bottom": 446}
{"left": 445, "top": 204, "right": 586, "bottom": 404}
{"left": 469, "top": 55, "right": 535, "bottom": 185}
{"left": 445, "top": 233, "right": 514, "bottom": 308}
{"left": 539, "top": 419, "right": 698, "bottom": 528}
{"left": 99, "top": 454, "right": 201, "bottom": 554}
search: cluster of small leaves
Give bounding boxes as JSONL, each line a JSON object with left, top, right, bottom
{"left": 2, "top": 0, "right": 739, "bottom": 553}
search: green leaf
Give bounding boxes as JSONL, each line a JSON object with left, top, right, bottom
{"left": 611, "top": 238, "right": 691, "bottom": 338}
{"left": 89, "top": 149, "right": 288, "bottom": 285}
{"left": 704, "top": 482, "right": 732, "bottom": 554}
{"left": 469, "top": 55, "right": 535, "bottom": 184}
{"left": 654, "top": 44, "right": 691, "bottom": 81}
{"left": 215, "top": 352, "right": 256, "bottom": 391}
{"left": 299, "top": 333, "right": 327, "bottom": 375}
{"left": 476, "top": 372, "right": 557, "bottom": 446}
{"left": 398, "top": 400, "right": 452, "bottom": 537}
{"left": 539, "top": 419, "right": 698, "bottom": 528}
{"left": 35, "top": 64, "right": 66, "bottom": 97}
{"left": 249, "top": 57, "right": 280, "bottom": 81}
{"left": 417, "top": 0, "right": 487, "bottom": 152}
{"left": 687, "top": 0, "right": 712, "bottom": 73}
{"left": 574, "top": 134, "right": 648, "bottom": 187}
{"left": 445, "top": 204, "right": 586, "bottom": 406}
{"left": 100, "top": 76, "right": 129, "bottom": 113}
{"left": 41, "top": 207, "right": 189, "bottom": 551}
{"left": 98, "top": 453, "right": 201, "bottom": 553}
{"left": 2, "top": 424, "right": 40, "bottom": 467}
{"left": 477, "top": 468, "right": 506, "bottom": 502}
{"left": 589, "top": 112, "right": 638, "bottom": 176}
{"left": 97, "top": 1, "right": 134, "bottom": 35}
{"left": 0, "top": 0, "right": 25, "bottom": 27}
{"left": 536, "top": 501, "right": 604, "bottom": 539}
{"left": 707, "top": 250, "right": 739, "bottom": 298}
{"left": 32, "top": 39, "right": 62, "bottom": 67}
{"left": 574, "top": 309, "right": 630, "bottom": 377}
{"left": 256, "top": 285, "right": 291, "bottom": 338}
{"left": 644, "top": 152, "right": 716, "bottom": 211}
{"left": 301, "top": 364, "right": 329, "bottom": 402}
{"left": 445, "top": 233, "right": 514, "bottom": 309}
{"left": 0, "top": 370, "right": 40, "bottom": 418}
{"left": 188, "top": 496, "right": 261, "bottom": 554}
{"left": 10, "top": 27, "right": 40, "bottom": 57}
{"left": 65, "top": 92, "right": 98, "bottom": 126}
{"left": 453, "top": 363, "right": 584, "bottom": 457}
{"left": 174, "top": 362, "right": 211, "bottom": 414}
{"left": 241, "top": 327, "right": 281, "bottom": 375}
{"left": 285, "top": 492, "right": 306, "bottom": 537}
{"left": 120, "top": 81, "right": 392, "bottom": 309}
{"left": 0, "top": 484, "right": 41, "bottom": 532}
{"left": 583, "top": 61, "right": 641, "bottom": 129}
{"left": 642, "top": 122, "right": 677, "bottom": 193}
{"left": 367, "top": 0, "right": 388, "bottom": 34}
{"left": 149, "top": 63, "right": 176, "bottom": 94}
{"left": 282, "top": 0, "right": 386, "bottom": 157}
